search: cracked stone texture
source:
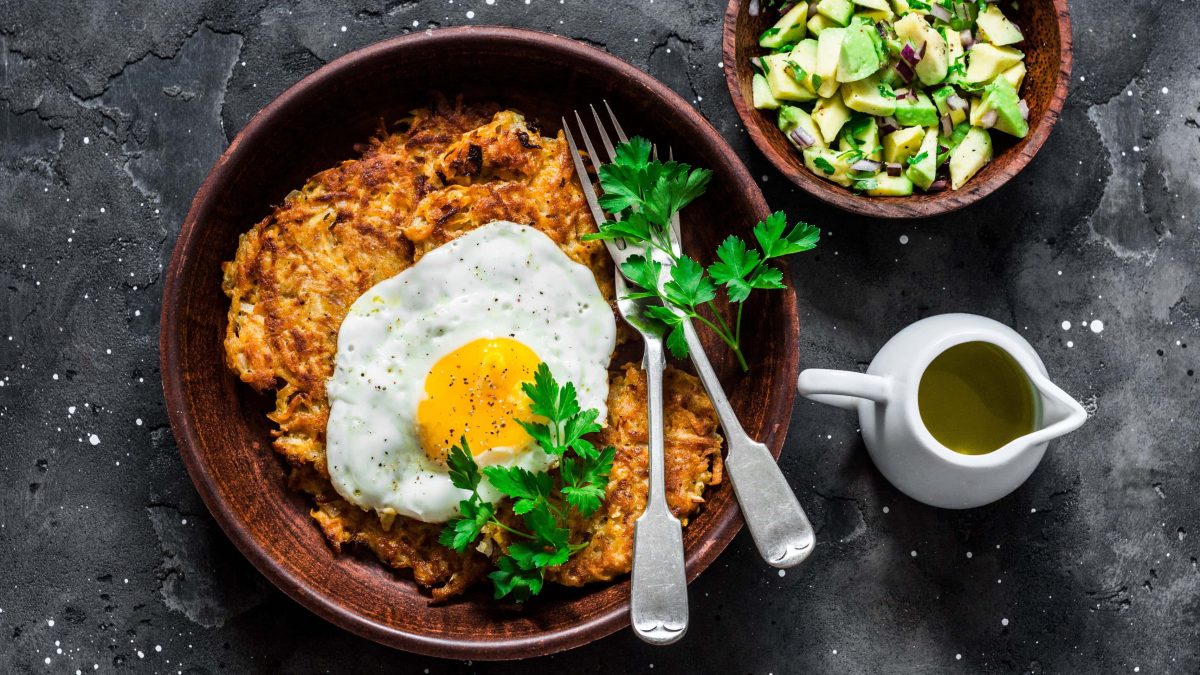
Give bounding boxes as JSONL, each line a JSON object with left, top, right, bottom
{"left": 1, "top": 0, "right": 1197, "bottom": 672}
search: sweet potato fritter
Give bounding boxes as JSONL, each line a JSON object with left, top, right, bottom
{"left": 221, "top": 97, "right": 723, "bottom": 600}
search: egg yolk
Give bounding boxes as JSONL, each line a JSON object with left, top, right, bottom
{"left": 417, "top": 337, "right": 540, "bottom": 462}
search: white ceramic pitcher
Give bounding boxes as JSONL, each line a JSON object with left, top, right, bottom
{"left": 797, "top": 314, "right": 1087, "bottom": 509}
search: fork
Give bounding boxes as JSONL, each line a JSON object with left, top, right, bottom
{"left": 589, "top": 103, "right": 817, "bottom": 569}
{"left": 563, "top": 108, "right": 688, "bottom": 646}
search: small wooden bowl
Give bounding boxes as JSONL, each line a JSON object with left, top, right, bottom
{"left": 161, "top": 27, "right": 799, "bottom": 660}
{"left": 723, "top": 0, "right": 1072, "bottom": 219}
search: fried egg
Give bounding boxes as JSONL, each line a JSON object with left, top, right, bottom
{"left": 325, "top": 221, "right": 616, "bottom": 523}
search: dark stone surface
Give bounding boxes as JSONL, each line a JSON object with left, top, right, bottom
{"left": 1, "top": 0, "right": 1197, "bottom": 672}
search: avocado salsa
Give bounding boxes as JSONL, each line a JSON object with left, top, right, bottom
{"left": 750, "top": 0, "right": 1029, "bottom": 196}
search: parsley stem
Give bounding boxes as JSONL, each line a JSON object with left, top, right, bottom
{"left": 490, "top": 519, "right": 536, "bottom": 541}
{"left": 735, "top": 301, "right": 745, "bottom": 349}
{"left": 690, "top": 313, "right": 749, "bottom": 371}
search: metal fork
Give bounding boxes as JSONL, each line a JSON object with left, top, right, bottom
{"left": 563, "top": 107, "right": 688, "bottom": 646}
{"left": 594, "top": 103, "right": 817, "bottom": 569}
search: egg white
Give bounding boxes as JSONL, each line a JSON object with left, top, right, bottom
{"left": 325, "top": 221, "right": 616, "bottom": 523}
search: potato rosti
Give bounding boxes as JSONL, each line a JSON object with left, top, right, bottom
{"left": 221, "top": 97, "right": 723, "bottom": 600}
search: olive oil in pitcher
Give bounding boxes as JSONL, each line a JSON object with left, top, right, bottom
{"left": 917, "top": 341, "right": 1037, "bottom": 456}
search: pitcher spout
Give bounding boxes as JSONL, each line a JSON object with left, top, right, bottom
{"left": 1028, "top": 373, "right": 1088, "bottom": 442}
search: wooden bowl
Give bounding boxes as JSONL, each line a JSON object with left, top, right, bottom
{"left": 161, "top": 27, "right": 799, "bottom": 660}
{"left": 722, "top": 0, "right": 1072, "bottom": 219}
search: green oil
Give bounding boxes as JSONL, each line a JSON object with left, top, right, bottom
{"left": 917, "top": 341, "right": 1037, "bottom": 456}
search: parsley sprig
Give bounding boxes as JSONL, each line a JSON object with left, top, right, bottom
{"left": 438, "top": 363, "right": 614, "bottom": 602}
{"left": 583, "top": 137, "right": 819, "bottom": 371}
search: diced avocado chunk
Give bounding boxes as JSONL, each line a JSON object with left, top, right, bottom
{"left": 931, "top": 85, "right": 966, "bottom": 125}
{"left": 815, "top": 28, "right": 846, "bottom": 97}
{"left": 837, "top": 19, "right": 884, "bottom": 82}
{"left": 883, "top": 126, "right": 925, "bottom": 164}
{"left": 852, "top": 0, "right": 890, "bottom": 10}
{"left": 763, "top": 53, "right": 818, "bottom": 102}
{"left": 812, "top": 95, "right": 853, "bottom": 141}
{"left": 789, "top": 39, "right": 822, "bottom": 92}
{"left": 838, "top": 115, "right": 882, "bottom": 161}
{"left": 892, "top": 0, "right": 926, "bottom": 15}
{"left": 978, "top": 76, "right": 1028, "bottom": 138}
{"left": 968, "top": 96, "right": 986, "bottom": 126}
{"left": 905, "top": 127, "right": 939, "bottom": 190}
{"left": 866, "top": 172, "right": 914, "bottom": 196}
{"left": 803, "top": 147, "right": 855, "bottom": 186}
{"left": 965, "top": 43, "right": 1024, "bottom": 84}
{"left": 943, "top": 25, "right": 964, "bottom": 66}
{"left": 894, "top": 91, "right": 939, "bottom": 127}
{"left": 760, "top": 2, "right": 810, "bottom": 49}
{"left": 976, "top": 4, "right": 1024, "bottom": 46}
{"left": 893, "top": 13, "right": 948, "bottom": 86}
{"left": 752, "top": 73, "right": 781, "bottom": 110}
{"left": 779, "top": 105, "right": 828, "bottom": 149}
{"left": 816, "top": 0, "right": 855, "bottom": 26}
{"left": 807, "top": 13, "right": 840, "bottom": 36}
{"left": 842, "top": 74, "right": 896, "bottom": 116}
{"left": 1000, "top": 61, "right": 1026, "bottom": 91}
{"left": 949, "top": 126, "right": 992, "bottom": 189}
{"left": 856, "top": 7, "right": 894, "bottom": 22}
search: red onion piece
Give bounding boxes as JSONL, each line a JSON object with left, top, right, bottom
{"left": 937, "top": 145, "right": 948, "bottom": 155}
{"left": 960, "top": 29, "right": 975, "bottom": 49}
{"left": 778, "top": 3, "right": 795, "bottom": 14}
{"left": 850, "top": 158, "right": 883, "bottom": 172}
{"left": 893, "top": 87, "right": 910, "bottom": 98}
{"left": 927, "top": 178, "right": 949, "bottom": 192}
{"left": 808, "top": 1, "right": 819, "bottom": 17}
{"left": 879, "top": 115, "right": 900, "bottom": 135}
{"left": 749, "top": 0, "right": 761, "bottom": 17}
{"left": 940, "top": 114, "right": 953, "bottom": 136}
{"left": 876, "top": 21, "right": 888, "bottom": 39}
{"left": 980, "top": 109, "right": 999, "bottom": 129}
{"left": 790, "top": 129, "right": 817, "bottom": 148}
{"left": 895, "top": 61, "right": 915, "bottom": 83}
{"left": 947, "top": 94, "right": 967, "bottom": 111}
{"left": 900, "top": 43, "right": 920, "bottom": 66}
{"left": 886, "top": 163, "right": 903, "bottom": 177}
{"left": 1019, "top": 99, "right": 1030, "bottom": 120}
{"left": 929, "top": 3, "right": 952, "bottom": 22}
{"left": 751, "top": 56, "right": 763, "bottom": 72}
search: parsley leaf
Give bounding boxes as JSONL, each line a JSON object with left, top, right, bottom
{"left": 437, "top": 365, "right": 615, "bottom": 603}
{"left": 813, "top": 156, "right": 836, "bottom": 175}
{"left": 906, "top": 151, "right": 929, "bottom": 166}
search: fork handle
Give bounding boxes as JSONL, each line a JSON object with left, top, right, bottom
{"left": 682, "top": 320, "right": 816, "bottom": 569}
{"left": 631, "top": 338, "right": 689, "bottom": 645}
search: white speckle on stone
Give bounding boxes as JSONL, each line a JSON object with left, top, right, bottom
{"left": 956, "top": 654, "right": 962, "bottom": 660}
{"left": 1061, "top": 320, "right": 1071, "bottom": 330}
{"left": 47, "top": 618, "right": 55, "bottom": 626}
{"left": 1002, "top": 618, "right": 1009, "bottom": 626}
{"left": 778, "top": 569, "right": 785, "bottom": 577}
{"left": 136, "top": 418, "right": 143, "bottom": 426}
{"left": 88, "top": 434, "right": 100, "bottom": 446}
{"left": 99, "top": 207, "right": 105, "bottom": 213}
{"left": 1133, "top": 145, "right": 1140, "bottom": 152}
{"left": 45, "top": 657, "right": 51, "bottom": 665}
{"left": 52, "top": 373, "right": 59, "bottom": 380}
{"left": 910, "top": 550, "right": 917, "bottom": 557}
{"left": 134, "top": 310, "right": 141, "bottom": 316}
{"left": 882, "top": 506, "right": 890, "bottom": 514}
{"left": 466, "top": 10, "right": 475, "bottom": 17}
{"left": 83, "top": 136, "right": 90, "bottom": 144}
{"left": 68, "top": 406, "right": 76, "bottom": 414}
{"left": 899, "top": 234, "right": 909, "bottom": 245}
{"left": 340, "top": 25, "right": 347, "bottom": 31}
{"left": 1090, "top": 319, "right": 1104, "bottom": 333}
{"left": 155, "top": 645, "right": 162, "bottom": 652}
{"left": 1066, "top": 340, "right": 1074, "bottom": 348}
{"left": 966, "top": 551, "right": 973, "bottom": 558}
{"left": 137, "top": 650, "right": 144, "bottom": 659}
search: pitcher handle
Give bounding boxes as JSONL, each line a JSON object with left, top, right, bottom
{"left": 797, "top": 369, "right": 891, "bottom": 411}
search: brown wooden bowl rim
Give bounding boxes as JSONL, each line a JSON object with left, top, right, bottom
{"left": 160, "top": 25, "right": 798, "bottom": 660}
{"left": 721, "top": 0, "right": 1073, "bottom": 219}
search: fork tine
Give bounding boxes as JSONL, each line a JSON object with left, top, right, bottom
{"left": 603, "top": 100, "right": 630, "bottom": 144}
{"left": 562, "top": 117, "right": 608, "bottom": 235}
{"left": 573, "top": 110, "right": 604, "bottom": 179}
{"left": 589, "top": 104, "right": 618, "bottom": 163}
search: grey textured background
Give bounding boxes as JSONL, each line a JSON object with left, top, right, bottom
{"left": 1, "top": 0, "right": 1198, "bottom": 673}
